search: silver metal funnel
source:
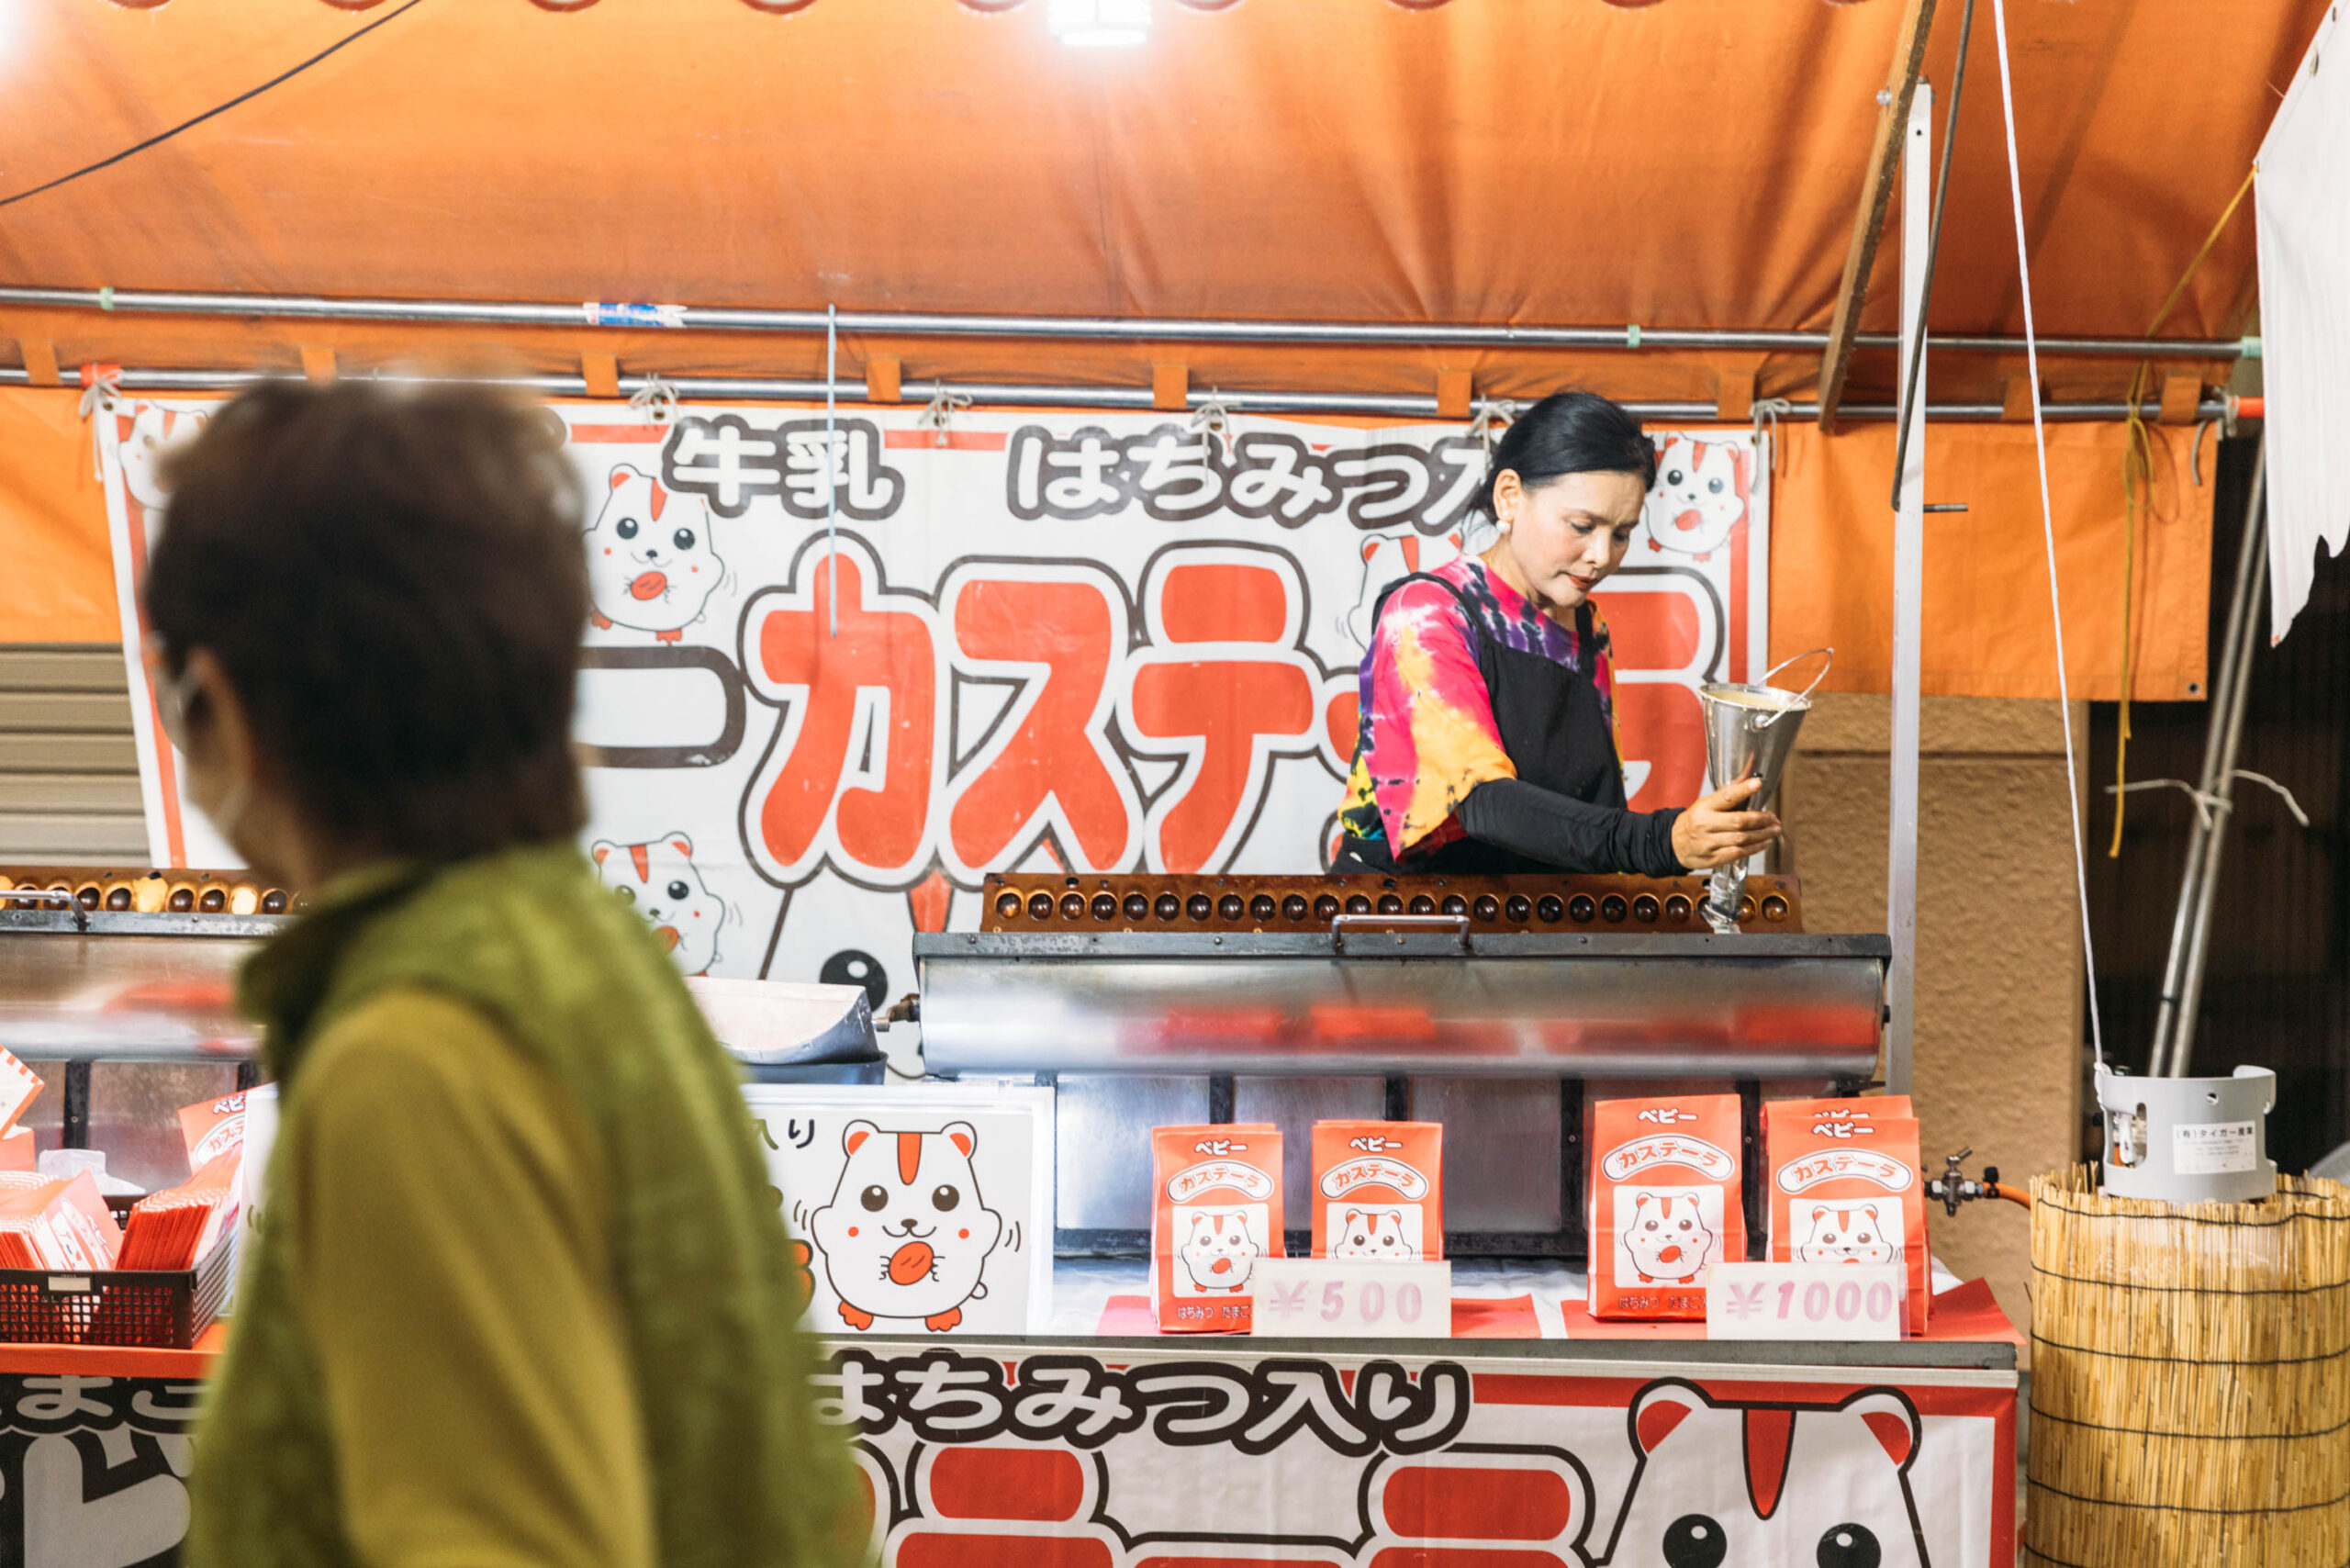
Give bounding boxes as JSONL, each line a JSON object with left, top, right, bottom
{"left": 1697, "top": 649, "right": 1831, "bottom": 934}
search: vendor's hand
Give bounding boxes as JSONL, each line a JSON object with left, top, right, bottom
{"left": 1672, "top": 777, "right": 1782, "bottom": 870}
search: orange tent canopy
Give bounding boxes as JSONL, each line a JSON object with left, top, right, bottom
{"left": 0, "top": 0, "right": 2317, "bottom": 693}
{"left": 0, "top": 0, "right": 2315, "bottom": 400}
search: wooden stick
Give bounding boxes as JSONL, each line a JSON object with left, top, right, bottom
{"left": 1816, "top": 0, "right": 1942, "bottom": 432}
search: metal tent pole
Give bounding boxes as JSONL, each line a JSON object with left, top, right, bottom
{"left": 0, "top": 284, "right": 2250, "bottom": 360}
{"left": 2152, "top": 440, "right": 2268, "bottom": 1077}
{"left": 1885, "top": 85, "right": 1933, "bottom": 1097}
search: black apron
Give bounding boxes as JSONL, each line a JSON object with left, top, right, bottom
{"left": 1335, "top": 570, "right": 1626, "bottom": 875}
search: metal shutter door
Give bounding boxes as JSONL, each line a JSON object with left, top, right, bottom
{"left": 0, "top": 645, "right": 147, "bottom": 865}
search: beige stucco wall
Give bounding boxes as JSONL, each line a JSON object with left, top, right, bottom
{"left": 1777, "top": 694, "right": 2087, "bottom": 1350}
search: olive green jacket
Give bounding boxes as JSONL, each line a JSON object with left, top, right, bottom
{"left": 186, "top": 845, "right": 857, "bottom": 1568}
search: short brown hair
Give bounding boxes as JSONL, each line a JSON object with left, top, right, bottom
{"left": 144, "top": 380, "right": 589, "bottom": 861}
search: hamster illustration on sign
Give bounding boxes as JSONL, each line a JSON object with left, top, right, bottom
{"left": 742, "top": 1083, "right": 1052, "bottom": 1335}
{"left": 590, "top": 833, "right": 731, "bottom": 975}
{"left": 587, "top": 465, "right": 724, "bottom": 641}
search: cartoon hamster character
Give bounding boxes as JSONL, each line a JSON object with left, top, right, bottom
{"left": 1331, "top": 1207, "right": 1417, "bottom": 1260}
{"left": 1641, "top": 436, "right": 1747, "bottom": 561}
{"left": 587, "top": 465, "right": 722, "bottom": 641}
{"left": 1795, "top": 1202, "right": 1902, "bottom": 1266}
{"left": 1341, "top": 528, "right": 1468, "bottom": 648}
{"left": 120, "top": 404, "right": 207, "bottom": 513}
{"left": 1622, "top": 1192, "right": 1716, "bottom": 1285}
{"left": 1179, "top": 1211, "right": 1261, "bottom": 1294}
{"left": 589, "top": 834, "right": 726, "bottom": 975}
{"left": 810, "top": 1120, "right": 1003, "bottom": 1332}
{"left": 1598, "top": 1378, "right": 1930, "bottom": 1568}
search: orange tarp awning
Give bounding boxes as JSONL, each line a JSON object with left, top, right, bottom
{"left": 0, "top": 386, "right": 2211, "bottom": 703}
{"left": 0, "top": 0, "right": 2321, "bottom": 406}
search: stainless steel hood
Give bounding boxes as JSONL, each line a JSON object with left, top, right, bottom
{"left": 914, "top": 929, "right": 1889, "bottom": 1081}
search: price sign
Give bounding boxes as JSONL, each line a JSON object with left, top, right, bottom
{"left": 1705, "top": 1262, "right": 1907, "bottom": 1341}
{"left": 1248, "top": 1259, "right": 1452, "bottom": 1338}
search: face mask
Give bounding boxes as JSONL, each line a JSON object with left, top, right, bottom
{"left": 153, "top": 657, "right": 252, "bottom": 847}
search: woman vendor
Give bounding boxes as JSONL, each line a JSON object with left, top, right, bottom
{"left": 1336, "top": 391, "right": 1779, "bottom": 876}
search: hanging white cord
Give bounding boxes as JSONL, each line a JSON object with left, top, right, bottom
{"left": 1993, "top": 0, "right": 2104, "bottom": 1062}
{"left": 825, "top": 303, "right": 839, "bottom": 639}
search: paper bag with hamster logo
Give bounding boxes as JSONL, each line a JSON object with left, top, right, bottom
{"left": 1153, "top": 1124, "right": 1283, "bottom": 1332}
{"left": 1587, "top": 1093, "right": 1744, "bottom": 1320}
{"left": 1311, "top": 1120, "right": 1443, "bottom": 1260}
{"left": 1765, "top": 1101, "right": 1930, "bottom": 1334}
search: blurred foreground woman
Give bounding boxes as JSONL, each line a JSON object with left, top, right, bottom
{"left": 145, "top": 382, "right": 857, "bottom": 1568}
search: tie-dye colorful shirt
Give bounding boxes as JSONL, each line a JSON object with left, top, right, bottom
{"left": 1337, "top": 555, "right": 1618, "bottom": 857}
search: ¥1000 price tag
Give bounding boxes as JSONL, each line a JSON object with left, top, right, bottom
{"left": 1706, "top": 1262, "right": 1906, "bottom": 1341}
{"left": 1248, "top": 1259, "right": 1452, "bottom": 1338}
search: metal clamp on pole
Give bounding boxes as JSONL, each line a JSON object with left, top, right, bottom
{"left": 1328, "top": 913, "right": 1471, "bottom": 952}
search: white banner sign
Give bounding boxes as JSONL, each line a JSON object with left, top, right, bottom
{"left": 100, "top": 399, "right": 1769, "bottom": 999}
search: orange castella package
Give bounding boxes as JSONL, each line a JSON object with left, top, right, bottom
{"left": 119, "top": 1150, "right": 242, "bottom": 1272}
{"left": 1153, "top": 1124, "right": 1283, "bottom": 1332}
{"left": 0, "top": 1172, "right": 118, "bottom": 1271}
{"left": 177, "top": 1092, "right": 248, "bottom": 1170}
{"left": 1586, "top": 1093, "right": 1745, "bottom": 1320}
{"left": 0, "top": 1047, "right": 43, "bottom": 1140}
{"left": 1764, "top": 1099, "right": 1930, "bottom": 1335}
{"left": 1311, "top": 1121, "right": 1443, "bottom": 1260}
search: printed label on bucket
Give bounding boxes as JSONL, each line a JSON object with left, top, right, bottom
{"left": 2174, "top": 1120, "right": 2259, "bottom": 1175}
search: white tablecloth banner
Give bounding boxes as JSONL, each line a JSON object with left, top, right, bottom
{"left": 2256, "top": 5, "right": 2350, "bottom": 644}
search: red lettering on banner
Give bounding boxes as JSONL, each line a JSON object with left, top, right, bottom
{"left": 945, "top": 571, "right": 1137, "bottom": 873}
{"left": 1381, "top": 1467, "right": 1575, "bottom": 1540}
{"left": 850, "top": 1465, "right": 878, "bottom": 1540}
{"left": 1613, "top": 682, "right": 1706, "bottom": 812}
{"left": 899, "top": 1538, "right": 1114, "bottom": 1568}
{"left": 1131, "top": 662, "right": 1315, "bottom": 870}
{"left": 1323, "top": 685, "right": 1362, "bottom": 774}
{"left": 1160, "top": 561, "right": 1290, "bottom": 643}
{"left": 1592, "top": 591, "right": 1704, "bottom": 673}
{"left": 1368, "top": 1551, "right": 1570, "bottom": 1568}
{"left": 928, "top": 1447, "right": 1088, "bottom": 1521}
{"left": 1122, "top": 552, "right": 1320, "bottom": 872}
{"left": 743, "top": 545, "right": 940, "bottom": 879}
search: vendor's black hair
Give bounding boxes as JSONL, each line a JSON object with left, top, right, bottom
{"left": 1481, "top": 390, "right": 1657, "bottom": 515}
{"left": 143, "top": 379, "right": 590, "bottom": 861}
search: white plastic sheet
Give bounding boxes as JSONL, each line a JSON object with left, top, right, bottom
{"left": 2256, "top": 6, "right": 2350, "bottom": 644}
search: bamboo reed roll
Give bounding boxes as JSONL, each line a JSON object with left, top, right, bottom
{"left": 2026, "top": 1165, "right": 2350, "bottom": 1568}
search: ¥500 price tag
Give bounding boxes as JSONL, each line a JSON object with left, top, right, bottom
{"left": 1249, "top": 1259, "right": 1452, "bottom": 1338}
{"left": 1706, "top": 1262, "right": 1906, "bottom": 1341}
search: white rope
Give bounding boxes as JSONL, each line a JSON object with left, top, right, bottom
{"left": 917, "top": 385, "right": 972, "bottom": 446}
{"left": 2107, "top": 773, "right": 2311, "bottom": 832}
{"left": 76, "top": 364, "right": 124, "bottom": 482}
{"left": 825, "top": 304, "right": 839, "bottom": 639}
{"left": 2233, "top": 771, "right": 2311, "bottom": 828}
{"left": 1189, "top": 395, "right": 1243, "bottom": 465}
{"left": 1468, "top": 397, "right": 1516, "bottom": 455}
{"left": 1751, "top": 396, "right": 1795, "bottom": 476}
{"left": 626, "top": 375, "right": 679, "bottom": 425}
{"left": 1993, "top": 0, "right": 2103, "bottom": 1062}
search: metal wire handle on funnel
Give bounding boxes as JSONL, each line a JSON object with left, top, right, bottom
{"left": 1750, "top": 648, "right": 1834, "bottom": 726}
{"left": 1698, "top": 648, "right": 1830, "bottom": 934}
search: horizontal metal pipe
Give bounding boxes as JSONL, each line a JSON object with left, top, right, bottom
{"left": 0, "top": 284, "right": 2245, "bottom": 360}
{"left": 0, "top": 362, "right": 2228, "bottom": 423}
